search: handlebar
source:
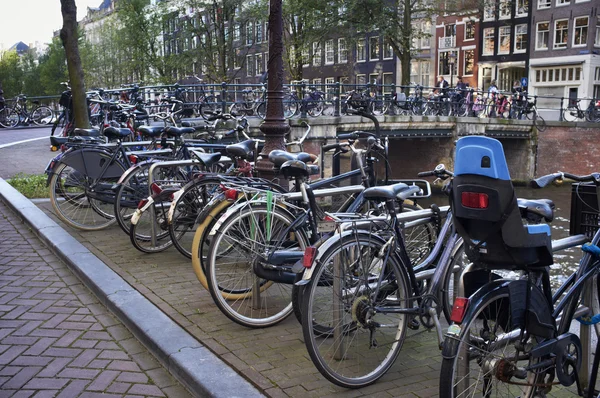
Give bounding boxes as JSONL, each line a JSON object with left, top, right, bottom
{"left": 532, "top": 172, "right": 600, "bottom": 188}
{"left": 338, "top": 131, "right": 377, "bottom": 140}
{"left": 417, "top": 164, "right": 454, "bottom": 178}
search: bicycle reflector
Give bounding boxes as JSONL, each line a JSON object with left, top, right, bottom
{"left": 461, "top": 192, "right": 489, "bottom": 209}
{"left": 303, "top": 246, "right": 317, "bottom": 268}
{"left": 224, "top": 188, "right": 238, "bottom": 201}
{"left": 150, "top": 183, "right": 162, "bottom": 195}
{"left": 137, "top": 198, "right": 149, "bottom": 209}
{"left": 450, "top": 297, "right": 469, "bottom": 324}
{"left": 128, "top": 154, "right": 138, "bottom": 164}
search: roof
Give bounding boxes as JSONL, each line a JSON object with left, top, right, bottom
{"left": 8, "top": 42, "right": 29, "bottom": 54}
{"left": 98, "top": 0, "right": 112, "bottom": 10}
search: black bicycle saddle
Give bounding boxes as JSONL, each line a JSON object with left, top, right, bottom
{"left": 164, "top": 126, "right": 195, "bottom": 137}
{"left": 103, "top": 127, "right": 131, "bottom": 140}
{"left": 226, "top": 139, "right": 256, "bottom": 160}
{"left": 268, "top": 150, "right": 314, "bottom": 168}
{"left": 137, "top": 126, "right": 164, "bottom": 138}
{"left": 363, "top": 183, "right": 420, "bottom": 201}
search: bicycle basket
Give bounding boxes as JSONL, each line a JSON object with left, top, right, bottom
{"left": 570, "top": 183, "right": 600, "bottom": 238}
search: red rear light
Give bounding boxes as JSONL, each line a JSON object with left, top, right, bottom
{"left": 128, "top": 154, "right": 138, "bottom": 164}
{"left": 60, "top": 144, "right": 67, "bottom": 152}
{"left": 324, "top": 215, "right": 335, "bottom": 222}
{"left": 224, "top": 188, "right": 238, "bottom": 201}
{"left": 461, "top": 192, "right": 489, "bottom": 209}
{"left": 450, "top": 297, "right": 469, "bottom": 324}
{"left": 150, "top": 183, "right": 162, "bottom": 195}
{"left": 303, "top": 247, "right": 317, "bottom": 268}
{"left": 137, "top": 199, "right": 149, "bottom": 209}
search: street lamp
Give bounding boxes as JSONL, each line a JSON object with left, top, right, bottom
{"left": 448, "top": 52, "right": 457, "bottom": 87}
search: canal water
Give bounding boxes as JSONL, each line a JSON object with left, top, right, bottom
{"left": 418, "top": 183, "right": 591, "bottom": 287}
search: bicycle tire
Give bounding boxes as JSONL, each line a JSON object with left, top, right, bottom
{"left": 439, "top": 288, "right": 542, "bottom": 397}
{"left": 308, "top": 98, "right": 324, "bottom": 117}
{"left": 31, "top": 106, "right": 54, "bottom": 126}
{"left": 199, "top": 96, "right": 218, "bottom": 120}
{"left": 563, "top": 107, "right": 580, "bottom": 123}
{"left": 49, "top": 155, "right": 125, "bottom": 231}
{"left": 283, "top": 94, "right": 298, "bottom": 118}
{"left": 0, "top": 108, "right": 19, "bottom": 128}
{"left": 301, "top": 231, "right": 410, "bottom": 388}
{"left": 530, "top": 109, "right": 547, "bottom": 131}
{"left": 369, "top": 99, "right": 387, "bottom": 116}
{"left": 206, "top": 204, "right": 309, "bottom": 328}
{"left": 169, "top": 177, "right": 223, "bottom": 258}
{"left": 129, "top": 198, "right": 173, "bottom": 253}
{"left": 256, "top": 102, "right": 266, "bottom": 119}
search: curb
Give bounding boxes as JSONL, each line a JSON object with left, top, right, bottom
{"left": 0, "top": 179, "right": 264, "bottom": 398}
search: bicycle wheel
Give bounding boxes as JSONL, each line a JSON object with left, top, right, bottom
{"left": 283, "top": 94, "right": 298, "bottom": 118}
{"left": 169, "top": 177, "right": 223, "bottom": 258}
{"left": 31, "top": 106, "right": 54, "bottom": 126}
{"left": 256, "top": 102, "right": 266, "bottom": 119}
{"left": 129, "top": 198, "right": 173, "bottom": 253}
{"left": 563, "top": 107, "right": 580, "bottom": 122}
{"left": 228, "top": 102, "right": 245, "bottom": 117}
{"left": 49, "top": 157, "right": 125, "bottom": 231}
{"left": 369, "top": 99, "right": 387, "bottom": 116}
{"left": 206, "top": 205, "right": 309, "bottom": 328}
{"left": 199, "top": 96, "right": 219, "bottom": 119}
{"left": 531, "top": 109, "right": 546, "bottom": 131}
{"left": 308, "top": 99, "right": 324, "bottom": 117}
{"left": 301, "top": 232, "right": 410, "bottom": 388}
{"left": 0, "top": 108, "right": 19, "bottom": 128}
{"left": 439, "top": 289, "right": 542, "bottom": 397}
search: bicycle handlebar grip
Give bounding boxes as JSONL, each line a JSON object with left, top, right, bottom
{"left": 531, "top": 172, "right": 563, "bottom": 188}
{"left": 224, "top": 129, "right": 236, "bottom": 137}
{"left": 322, "top": 143, "right": 340, "bottom": 152}
{"left": 417, "top": 171, "right": 436, "bottom": 177}
{"left": 338, "top": 133, "right": 358, "bottom": 140}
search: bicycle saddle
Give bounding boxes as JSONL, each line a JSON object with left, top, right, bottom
{"left": 104, "top": 127, "right": 132, "bottom": 140}
{"left": 73, "top": 128, "right": 100, "bottom": 137}
{"left": 280, "top": 160, "right": 319, "bottom": 179}
{"left": 164, "top": 126, "right": 195, "bottom": 137}
{"left": 268, "top": 150, "right": 315, "bottom": 168}
{"left": 517, "top": 198, "right": 555, "bottom": 222}
{"left": 137, "top": 126, "right": 164, "bottom": 138}
{"left": 226, "top": 139, "right": 255, "bottom": 160}
{"left": 363, "top": 183, "right": 420, "bottom": 201}
{"left": 191, "top": 151, "right": 221, "bottom": 168}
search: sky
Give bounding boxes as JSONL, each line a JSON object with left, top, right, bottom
{"left": 0, "top": 0, "right": 102, "bottom": 50}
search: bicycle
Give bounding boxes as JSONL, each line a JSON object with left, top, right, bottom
{"left": 0, "top": 95, "right": 54, "bottom": 128}
{"left": 511, "top": 95, "right": 547, "bottom": 131}
{"left": 342, "top": 85, "right": 388, "bottom": 116}
{"left": 563, "top": 98, "right": 600, "bottom": 123}
{"left": 229, "top": 86, "right": 267, "bottom": 119}
{"left": 439, "top": 136, "right": 600, "bottom": 397}
{"left": 285, "top": 83, "right": 325, "bottom": 118}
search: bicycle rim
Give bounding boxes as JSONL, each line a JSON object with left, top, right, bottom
{"left": 32, "top": 106, "right": 53, "bottom": 126}
{"left": 0, "top": 109, "right": 19, "bottom": 128}
{"left": 129, "top": 201, "right": 173, "bottom": 253}
{"left": 302, "top": 233, "right": 409, "bottom": 388}
{"left": 49, "top": 162, "right": 119, "bottom": 231}
{"left": 206, "top": 206, "right": 306, "bottom": 327}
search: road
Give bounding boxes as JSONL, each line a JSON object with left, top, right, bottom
{"left": 0, "top": 126, "right": 56, "bottom": 179}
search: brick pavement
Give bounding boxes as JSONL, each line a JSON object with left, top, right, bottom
{"left": 0, "top": 201, "right": 192, "bottom": 398}
{"left": 35, "top": 202, "right": 581, "bottom": 398}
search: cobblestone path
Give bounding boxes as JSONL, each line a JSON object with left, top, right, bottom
{"left": 0, "top": 201, "right": 192, "bottom": 398}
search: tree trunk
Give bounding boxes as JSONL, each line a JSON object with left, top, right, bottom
{"left": 60, "top": 0, "right": 90, "bottom": 129}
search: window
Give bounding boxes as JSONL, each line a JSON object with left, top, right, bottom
{"left": 302, "top": 46, "right": 310, "bottom": 67}
{"left": 383, "top": 73, "right": 393, "bottom": 94}
{"left": 383, "top": 38, "right": 393, "bottom": 59}
{"left": 536, "top": 22, "right": 549, "bottom": 50}
{"left": 313, "top": 78, "right": 321, "bottom": 86}
{"left": 313, "top": 42, "right": 321, "bottom": 66}
{"left": 246, "top": 23, "right": 253, "bottom": 45}
{"left": 246, "top": 55, "right": 254, "bottom": 77}
{"left": 255, "top": 21, "right": 262, "bottom": 43}
{"left": 234, "top": 24, "right": 240, "bottom": 41}
{"left": 357, "top": 39, "right": 366, "bottom": 62}
{"left": 538, "top": 0, "right": 551, "bottom": 8}
{"left": 573, "top": 17, "right": 588, "bottom": 46}
{"left": 483, "top": 28, "right": 495, "bottom": 55}
{"left": 370, "top": 36, "right": 380, "bottom": 60}
{"left": 369, "top": 73, "right": 379, "bottom": 85}
{"left": 233, "top": 54, "right": 240, "bottom": 69}
{"left": 356, "top": 74, "right": 366, "bottom": 85}
{"left": 255, "top": 53, "right": 263, "bottom": 75}
{"left": 465, "top": 20, "right": 475, "bottom": 40}
{"left": 516, "top": 0, "right": 528, "bottom": 16}
{"left": 596, "top": 18, "right": 600, "bottom": 46}
{"left": 438, "top": 51, "right": 458, "bottom": 76}
{"left": 557, "top": 0, "right": 570, "bottom": 5}
{"left": 464, "top": 50, "right": 474, "bottom": 75}
{"left": 325, "top": 77, "right": 335, "bottom": 95}
{"left": 422, "top": 21, "right": 431, "bottom": 48}
{"left": 409, "top": 60, "right": 431, "bottom": 86}
{"left": 484, "top": 0, "right": 495, "bottom": 21}
{"left": 445, "top": 24, "right": 456, "bottom": 37}
{"left": 499, "top": 26, "right": 511, "bottom": 54}
{"left": 515, "top": 24, "right": 527, "bottom": 53}
{"left": 325, "top": 40, "right": 334, "bottom": 64}
{"left": 338, "top": 38, "right": 347, "bottom": 63}
{"left": 554, "top": 20, "right": 569, "bottom": 49}
{"left": 499, "top": 0, "right": 511, "bottom": 19}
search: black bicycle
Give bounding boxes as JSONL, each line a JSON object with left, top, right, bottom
{"left": 0, "top": 95, "right": 54, "bottom": 128}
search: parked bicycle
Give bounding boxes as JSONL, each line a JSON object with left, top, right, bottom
{"left": 229, "top": 86, "right": 266, "bottom": 119}
{"left": 0, "top": 95, "right": 54, "bottom": 128}
{"left": 563, "top": 98, "right": 600, "bottom": 123}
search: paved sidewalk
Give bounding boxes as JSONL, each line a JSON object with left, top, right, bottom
{"left": 0, "top": 201, "right": 192, "bottom": 398}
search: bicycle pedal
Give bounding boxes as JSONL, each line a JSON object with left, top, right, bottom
{"left": 408, "top": 318, "right": 420, "bottom": 330}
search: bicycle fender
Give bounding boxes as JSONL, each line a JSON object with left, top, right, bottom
{"left": 116, "top": 159, "right": 157, "bottom": 184}
{"left": 298, "top": 231, "right": 393, "bottom": 284}
{"left": 447, "top": 279, "right": 554, "bottom": 336}
{"left": 60, "top": 148, "right": 125, "bottom": 180}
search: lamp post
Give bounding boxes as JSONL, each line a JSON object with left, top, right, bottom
{"left": 256, "top": 0, "right": 288, "bottom": 178}
{"left": 448, "top": 52, "right": 457, "bottom": 87}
